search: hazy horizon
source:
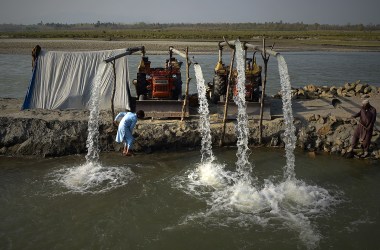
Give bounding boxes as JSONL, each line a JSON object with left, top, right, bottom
{"left": 1, "top": 0, "right": 379, "bottom": 26}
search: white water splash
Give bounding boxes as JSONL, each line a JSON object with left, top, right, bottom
{"left": 277, "top": 55, "right": 297, "bottom": 180}
{"left": 85, "top": 62, "right": 106, "bottom": 163}
{"left": 179, "top": 176, "right": 339, "bottom": 249}
{"left": 234, "top": 41, "right": 252, "bottom": 179}
{"left": 185, "top": 161, "right": 235, "bottom": 193}
{"left": 50, "top": 161, "right": 135, "bottom": 194}
{"left": 182, "top": 64, "right": 231, "bottom": 190}
{"left": 194, "top": 64, "right": 215, "bottom": 163}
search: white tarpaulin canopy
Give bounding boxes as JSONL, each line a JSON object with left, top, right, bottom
{"left": 22, "top": 49, "right": 131, "bottom": 110}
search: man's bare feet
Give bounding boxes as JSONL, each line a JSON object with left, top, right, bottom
{"left": 122, "top": 150, "right": 133, "bottom": 156}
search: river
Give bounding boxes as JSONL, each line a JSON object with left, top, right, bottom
{"left": 1, "top": 51, "right": 380, "bottom": 98}
{"left": 0, "top": 149, "right": 379, "bottom": 249}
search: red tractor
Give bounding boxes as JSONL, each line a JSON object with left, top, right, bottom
{"left": 133, "top": 48, "right": 189, "bottom": 118}
{"left": 134, "top": 50, "right": 182, "bottom": 100}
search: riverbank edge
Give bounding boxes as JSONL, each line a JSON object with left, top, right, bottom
{"left": 0, "top": 99, "right": 379, "bottom": 160}
{"left": 1, "top": 38, "right": 380, "bottom": 55}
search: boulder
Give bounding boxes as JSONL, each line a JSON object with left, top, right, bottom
{"left": 306, "top": 92, "right": 319, "bottom": 99}
{"left": 372, "top": 150, "right": 380, "bottom": 159}
{"left": 337, "top": 87, "right": 343, "bottom": 96}
{"left": 344, "top": 82, "right": 354, "bottom": 91}
{"left": 317, "top": 124, "right": 332, "bottom": 136}
{"left": 306, "top": 84, "right": 317, "bottom": 92}
{"left": 355, "top": 84, "right": 364, "bottom": 93}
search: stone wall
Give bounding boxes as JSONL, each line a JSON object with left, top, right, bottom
{"left": 1, "top": 114, "right": 379, "bottom": 159}
{"left": 273, "top": 80, "right": 380, "bottom": 100}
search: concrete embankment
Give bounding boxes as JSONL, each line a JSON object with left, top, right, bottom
{"left": 1, "top": 85, "right": 380, "bottom": 159}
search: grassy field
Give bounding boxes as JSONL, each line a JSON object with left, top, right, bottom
{"left": 2, "top": 28, "right": 380, "bottom": 41}
{"left": 1, "top": 28, "right": 380, "bottom": 54}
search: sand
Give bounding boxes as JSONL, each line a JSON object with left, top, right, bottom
{"left": 1, "top": 38, "right": 380, "bottom": 55}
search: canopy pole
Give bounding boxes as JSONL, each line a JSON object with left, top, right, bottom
{"left": 258, "top": 38, "right": 275, "bottom": 144}
{"left": 111, "top": 60, "right": 117, "bottom": 126}
{"left": 181, "top": 47, "right": 191, "bottom": 121}
{"left": 219, "top": 47, "right": 236, "bottom": 147}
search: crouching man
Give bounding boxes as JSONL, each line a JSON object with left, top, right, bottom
{"left": 347, "top": 99, "right": 376, "bottom": 158}
{"left": 114, "top": 110, "right": 145, "bottom": 156}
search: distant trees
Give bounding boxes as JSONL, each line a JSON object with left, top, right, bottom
{"left": 1, "top": 21, "right": 379, "bottom": 32}
{"left": 0, "top": 21, "right": 379, "bottom": 40}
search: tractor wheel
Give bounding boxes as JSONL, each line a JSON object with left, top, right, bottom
{"left": 211, "top": 74, "right": 226, "bottom": 104}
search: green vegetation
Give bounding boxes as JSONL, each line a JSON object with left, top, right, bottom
{"left": 1, "top": 22, "right": 379, "bottom": 41}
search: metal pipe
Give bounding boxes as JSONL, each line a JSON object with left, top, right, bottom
{"left": 245, "top": 43, "right": 279, "bottom": 57}
{"left": 218, "top": 40, "right": 279, "bottom": 57}
{"left": 104, "top": 46, "right": 145, "bottom": 63}
{"left": 219, "top": 40, "right": 236, "bottom": 48}
{"left": 169, "top": 46, "right": 198, "bottom": 65}
{"left": 169, "top": 47, "right": 187, "bottom": 60}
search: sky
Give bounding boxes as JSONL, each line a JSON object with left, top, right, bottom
{"left": 1, "top": 0, "right": 379, "bottom": 25}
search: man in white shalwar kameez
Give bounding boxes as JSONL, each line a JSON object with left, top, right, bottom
{"left": 114, "top": 110, "right": 145, "bottom": 156}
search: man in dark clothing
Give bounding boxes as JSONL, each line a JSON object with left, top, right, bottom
{"left": 347, "top": 99, "right": 377, "bottom": 157}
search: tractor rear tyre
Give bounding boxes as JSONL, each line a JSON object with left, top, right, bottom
{"left": 211, "top": 74, "right": 226, "bottom": 104}
{"left": 136, "top": 73, "right": 148, "bottom": 97}
{"left": 172, "top": 78, "right": 182, "bottom": 100}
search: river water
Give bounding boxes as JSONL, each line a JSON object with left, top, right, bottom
{"left": 0, "top": 149, "right": 379, "bottom": 249}
{"left": 1, "top": 52, "right": 380, "bottom": 98}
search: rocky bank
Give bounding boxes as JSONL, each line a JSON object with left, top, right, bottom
{"left": 0, "top": 82, "right": 379, "bottom": 159}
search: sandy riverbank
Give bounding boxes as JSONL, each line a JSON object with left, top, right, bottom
{"left": 1, "top": 38, "right": 380, "bottom": 54}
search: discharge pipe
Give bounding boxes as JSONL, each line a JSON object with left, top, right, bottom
{"left": 219, "top": 40, "right": 279, "bottom": 57}
{"left": 169, "top": 46, "right": 198, "bottom": 65}
{"left": 245, "top": 43, "right": 279, "bottom": 57}
{"left": 104, "top": 46, "right": 145, "bottom": 63}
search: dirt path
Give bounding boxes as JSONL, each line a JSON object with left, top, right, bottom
{"left": 1, "top": 38, "right": 379, "bottom": 55}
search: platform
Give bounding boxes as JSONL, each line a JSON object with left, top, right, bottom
{"left": 217, "top": 101, "right": 271, "bottom": 120}
{"left": 135, "top": 100, "right": 189, "bottom": 119}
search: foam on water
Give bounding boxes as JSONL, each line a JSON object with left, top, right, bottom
{"left": 190, "top": 161, "right": 226, "bottom": 189}
{"left": 50, "top": 161, "right": 135, "bottom": 194}
{"left": 185, "top": 161, "right": 236, "bottom": 193}
{"left": 179, "top": 176, "right": 340, "bottom": 249}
